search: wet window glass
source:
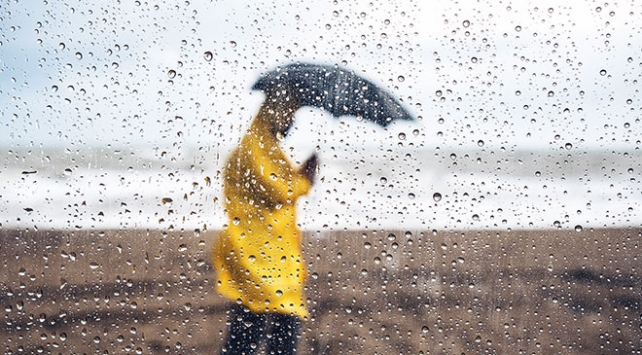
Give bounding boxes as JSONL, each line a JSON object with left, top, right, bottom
{"left": 1, "top": 1, "right": 640, "bottom": 353}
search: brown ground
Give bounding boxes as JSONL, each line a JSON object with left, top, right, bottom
{"left": 1, "top": 228, "right": 640, "bottom": 354}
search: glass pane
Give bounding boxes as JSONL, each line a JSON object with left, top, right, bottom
{"left": 1, "top": 1, "right": 640, "bottom": 353}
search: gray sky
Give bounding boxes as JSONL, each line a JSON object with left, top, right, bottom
{"left": 1, "top": 0, "right": 641, "bottom": 151}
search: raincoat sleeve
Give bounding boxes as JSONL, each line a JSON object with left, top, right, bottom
{"left": 244, "top": 134, "right": 311, "bottom": 204}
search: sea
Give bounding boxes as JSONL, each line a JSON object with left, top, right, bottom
{"left": 1, "top": 143, "right": 640, "bottom": 232}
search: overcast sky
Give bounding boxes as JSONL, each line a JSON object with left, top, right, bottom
{"left": 1, "top": 0, "right": 641, "bottom": 152}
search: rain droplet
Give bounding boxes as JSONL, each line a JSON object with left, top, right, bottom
{"left": 462, "top": 20, "right": 470, "bottom": 28}
{"left": 275, "top": 290, "right": 283, "bottom": 296}
{"left": 565, "top": 142, "right": 573, "bottom": 150}
{"left": 397, "top": 75, "right": 405, "bottom": 82}
{"left": 380, "top": 177, "right": 388, "bottom": 184}
{"left": 599, "top": 69, "right": 607, "bottom": 76}
{"left": 477, "top": 140, "right": 484, "bottom": 147}
{"left": 433, "top": 192, "right": 442, "bottom": 202}
{"left": 229, "top": 41, "right": 237, "bottom": 47}
{"left": 233, "top": 217, "right": 241, "bottom": 225}
{"left": 75, "top": 52, "right": 83, "bottom": 60}
{"left": 398, "top": 132, "right": 406, "bottom": 140}
{"left": 167, "top": 70, "right": 177, "bottom": 79}
{"left": 203, "top": 51, "right": 213, "bottom": 61}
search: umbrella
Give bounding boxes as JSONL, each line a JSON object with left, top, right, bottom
{"left": 252, "top": 63, "right": 413, "bottom": 127}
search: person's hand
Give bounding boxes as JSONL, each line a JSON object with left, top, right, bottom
{"left": 300, "top": 154, "right": 319, "bottom": 185}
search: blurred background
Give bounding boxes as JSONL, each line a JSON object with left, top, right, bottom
{"left": 2, "top": 0, "right": 641, "bottom": 232}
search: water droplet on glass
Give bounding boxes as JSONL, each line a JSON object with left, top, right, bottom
{"left": 275, "top": 290, "right": 283, "bottom": 296}
{"left": 204, "top": 51, "right": 213, "bottom": 61}
{"left": 599, "top": 69, "right": 607, "bottom": 76}
{"left": 233, "top": 217, "right": 241, "bottom": 225}
{"left": 433, "top": 192, "right": 442, "bottom": 202}
{"left": 167, "top": 70, "right": 177, "bottom": 79}
{"left": 462, "top": 20, "right": 470, "bottom": 27}
{"left": 397, "top": 75, "right": 405, "bottom": 82}
{"left": 380, "top": 177, "right": 387, "bottom": 184}
{"left": 398, "top": 132, "right": 406, "bottom": 140}
{"left": 565, "top": 143, "right": 573, "bottom": 150}
{"left": 574, "top": 225, "right": 583, "bottom": 232}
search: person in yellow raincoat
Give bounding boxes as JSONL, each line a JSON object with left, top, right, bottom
{"left": 213, "top": 99, "right": 318, "bottom": 354}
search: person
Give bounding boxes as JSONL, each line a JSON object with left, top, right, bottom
{"left": 212, "top": 99, "right": 318, "bottom": 354}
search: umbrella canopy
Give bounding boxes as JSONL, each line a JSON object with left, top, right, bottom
{"left": 252, "top": 63, "right": 413, "bottom": 127}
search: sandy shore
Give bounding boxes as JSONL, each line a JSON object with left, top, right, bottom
{"left": 1, "top": 227, "right": 640, "bottom": 354}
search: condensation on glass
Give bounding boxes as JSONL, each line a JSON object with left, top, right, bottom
{"left": 1, "top": 1, "right": 640, "bottom": 353}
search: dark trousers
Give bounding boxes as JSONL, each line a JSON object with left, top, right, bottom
{"left": 221, "top": 304, "right": 301, "bottom": 355}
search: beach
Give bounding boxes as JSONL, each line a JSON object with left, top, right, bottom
{"left": 1, "top": 227, "right": 640, "bottom": 354}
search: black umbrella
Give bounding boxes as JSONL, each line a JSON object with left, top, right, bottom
{"left": 252, "top": 63, "right": 413, "bottom": 127}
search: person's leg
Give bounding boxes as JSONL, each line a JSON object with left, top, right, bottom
{"left": 265, "top": 313, "right": 301, "bottom": 355}
{"left": 221, "top": 304, "right": 266, "bottom": 354}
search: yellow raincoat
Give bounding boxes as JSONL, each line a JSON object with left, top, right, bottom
{"left": 212, "top": 113, "right": 311, "bottom": 318}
